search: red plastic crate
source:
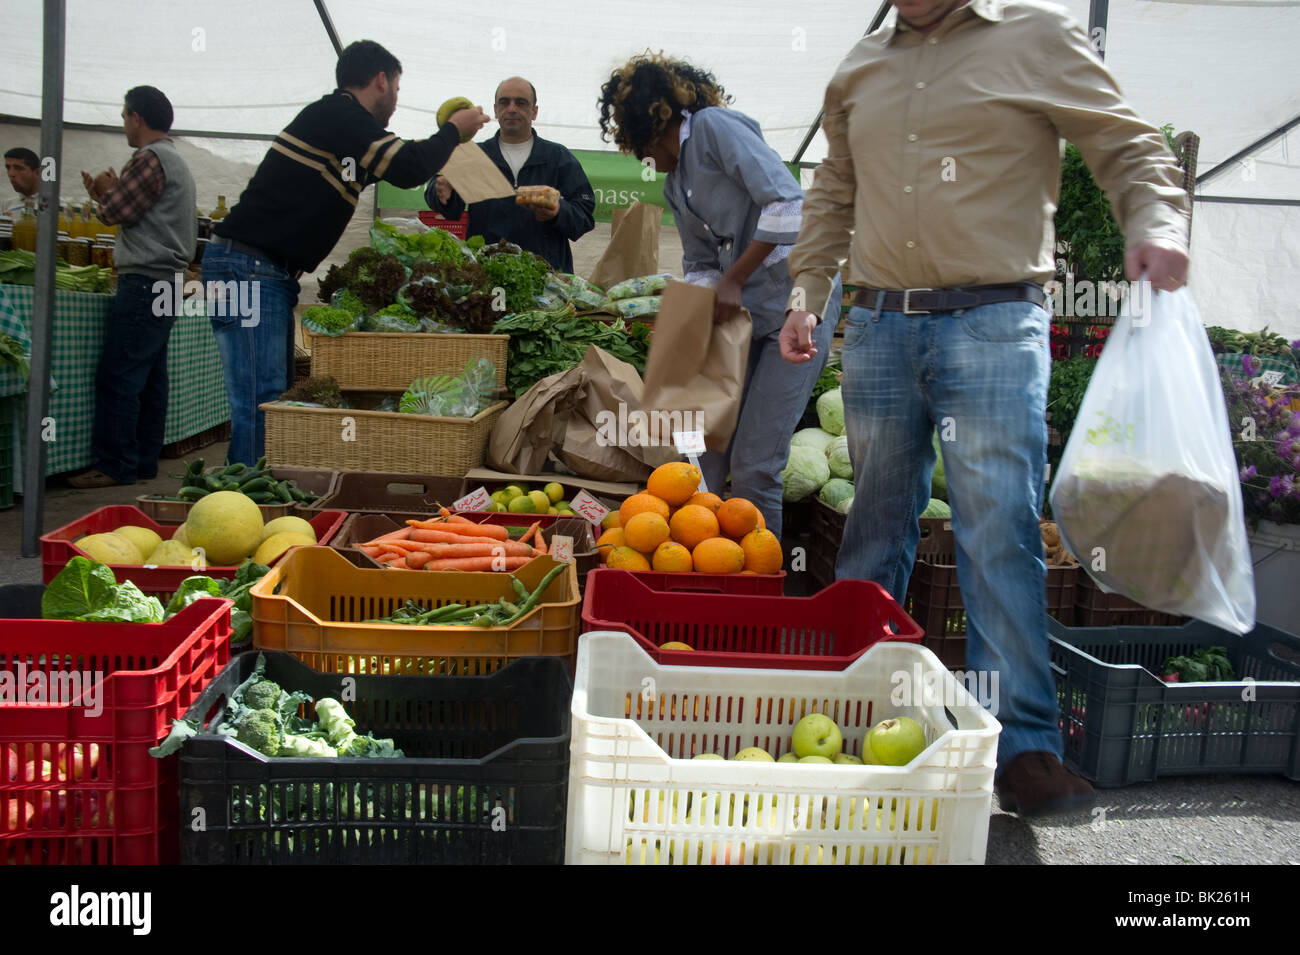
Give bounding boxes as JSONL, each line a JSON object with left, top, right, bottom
{"left": 40, "top": 505, "right": 347, "bottom": 598}
{"left": 580, "top": 569, "right": 921, "bottom": 668}
{"left": 0, "top": 597, "right": 231, "bottom": 865}
{"left": 416, "top": 211, "right": 469, "bottom": 238}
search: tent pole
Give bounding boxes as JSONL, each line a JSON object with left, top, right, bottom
{"left": 314, "top": 0, "right": 344, "bottom": 56}
{"left": 792, "top": 0, "right": 892, "bottom": 164}
{"left": 1196, "top": 112, "right": 1300, "bottom": 187}
{"left": 21, "top": 0, "right": 65, "bottom": 558}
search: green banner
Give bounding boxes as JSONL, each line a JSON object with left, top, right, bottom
{"left": 377, "top": 150, "right": 797, "bottom": 226}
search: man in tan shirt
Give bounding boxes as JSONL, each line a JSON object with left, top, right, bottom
{"left": 781, "top": 0, "right": 1189, "bottom": 815}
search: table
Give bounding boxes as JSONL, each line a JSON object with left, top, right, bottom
{"left": 0, "top": 283, "right": 230, "bottom": 488}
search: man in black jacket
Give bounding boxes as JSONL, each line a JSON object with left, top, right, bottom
{"left": 425, "top": 77, "right": 595, "bottom": 272}
{"left": 205, "top": 40, "right": 488, "bottom": 465}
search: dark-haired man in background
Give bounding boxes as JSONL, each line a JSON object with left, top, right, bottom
{"left": 2, "top": 147, "right": 39, "bottom": 217}
{"left": 206, "top": 39, "right": 488, "bottom": 465}
{"left": 70, "top": 86, "right": 196, "bottom": 489}
{"left": 425, "top": 77, "right": 594, "bottom": 271}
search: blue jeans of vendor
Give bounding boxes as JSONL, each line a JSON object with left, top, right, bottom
{"left": 201, "top": 241, "right": 300, "bottom": 467}
{"left": 834, "top": 298, "right": 1061, "bottom": 764}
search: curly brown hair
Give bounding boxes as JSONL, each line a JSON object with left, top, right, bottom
{"left": 597, "top": 52, "right": 732, "bottom": 158}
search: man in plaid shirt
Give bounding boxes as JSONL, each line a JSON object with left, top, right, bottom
{"left": 70, "top": 86, "right": 196, "bottom": 489}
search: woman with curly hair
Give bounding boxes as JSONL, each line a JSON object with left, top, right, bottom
{"left": 598, "top": 53, "right": 840, "bottom": 538}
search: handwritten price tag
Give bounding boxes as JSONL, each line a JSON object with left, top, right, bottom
{"left": 673, "top": 430, "right": 706, "bottom": 455}
{"left": 452, "top": 486, "right": 492, "bottom": 512}
{"left": 1259, "top": 370, "right": 1285, "bottom": 388}
{"left": 570, "top": 490, "right": 609, "bottom": 527}
{"left": 550, "top": 534, "right": 575, "bottom": 563}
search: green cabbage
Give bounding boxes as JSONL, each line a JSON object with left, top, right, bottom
{"left": 816, "top": 387, "right": 845, "bottom": 436}
{"left": 791, "top": 427, "right": 836, "bottom": 454}
{"left": 819, "top": 477, "right": 855, "bottom": 510}
{"left": 920, "top": 498, "right": 951, "bottom": 518}
{"left": 826, "top": 434, "right": 853, "bottom": 479}
{"left": 836, "top": 495, "right": 854, "bottom": 515}
{"left": 782, "top": 446, "right": 830, "bottom": 502}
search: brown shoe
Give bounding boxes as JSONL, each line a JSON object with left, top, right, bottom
{"left": 68, "top": 468, "right": 122, "bottom": 489}
{"left": 996, "top": 751, "right": 1095, "bottom": 816}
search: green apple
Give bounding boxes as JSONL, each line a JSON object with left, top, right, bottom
{"left": 528, "top": 490, "right": 550, "bottom": 513}
{"left": 556, "top": 500, "right": 572, "bottom": 511}
{"left": 502, "top": 484, "right": 526, "bottom": 500}
{"left": 507, "top": 495, "right": 535, "bottom": 514}
{"left": 544, "top": 482, "right": 564, "bottom": 503}
{"left": 833, "top": 753, "right": 863, "bottom": 765}
{"left": 791, "top": 713, "right": 843, "bottom": 759}
{"left": 777, "top": 752, "right": 800, "bottom": 763}
{"left": 798, "top": 755, "right": 833, "bottom": 764}
{"left": 693, "top": 753, "right": 724, "bottom": 760}
{"left": 490, "top": 490, "right": 508, "bottom": 506}
{"left": 732, "top": 747, "right": 774, "bottom": 762}
{"left": 493, "top": 502, "right": 508, "bottom": 512}
{"left": 548, "top": 506, "right": 559, "bottom": 515}
{"left": 864, "top": 716, "right": 927, "bottom": 766}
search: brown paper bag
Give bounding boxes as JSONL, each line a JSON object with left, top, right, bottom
{"left": 639, "top": 280, "right": 752, "bottom": 453}
{"left": 589, "top": 201, "right": 662, "bottom": 291}
{"left": 557, "top": 346, "right": 664, "bottom": 482}
{"left": 440, "top": 141, "right": 516, "bottom": 203}
{"left": 486, "top": 363, "right": 585, "bottom": 474}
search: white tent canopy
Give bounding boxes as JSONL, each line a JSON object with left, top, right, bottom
{"left": 2, "top": 0, "right": 1297, "bottom": 334}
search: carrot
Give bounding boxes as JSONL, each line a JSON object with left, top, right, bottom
{"left": 518, "top": 521, "right": 541, "bottom": 545}
{"left": 409, "top": 527, "right": 511, "bottom": 545}
{"left": 404, "top": 552, "right": 434, "bottom": 570}
{"left": 386, "top": 539, "right": 537, "bottom": 557}
{"left": 422, "top": 556, "right": 535, "bottom": 571}
{"left": 360, "top": 545, "right": 384, "bottom": 557}
{"left": 535, "top": 534, "right": 548, "bottom": 556}
{"left": 408, "top": 520, "right": 508, "bottom": 540}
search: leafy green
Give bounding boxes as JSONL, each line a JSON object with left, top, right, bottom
{"left": 782, "top": 446, "right": 830, "bottom": 502}
{"left": 370, "top": 220, "right": 468, "bottom": 268}
{"left": 816, "top": 387, "right": 844, "bottom": 436}
{"left": 1162, "top": 647, "right": 1234, "bottom": 682}
{"left": 1047, "top": 356, "right": 1098, "bottom": 441}
{"left": 0, "top": 333, "right": 29, "bottom": 379}
{"left": 317, "top": 246, "right": 409, "bottom": 309}
{"left": 41, "top": 556, "right": 164, "bottom": 622}
{"left": 819, "top": 477, "right": 855, "bottom": 510}
{"left": 492, "top": 305, "right": 652, "bottom": 397}
{"left": 400, "top": 358, "right": 496, "bottom": 417}
{"left": 302, "top": 305, "right": 358, "bottom": 337}
{"left": 480, "top": 247, "right": 550, "bottom": 314}
{"left": 164, "top": 575, "right": 222, "bottom": 616}
{"left": 0, "top": 249, "right": 111, "bottom": 292}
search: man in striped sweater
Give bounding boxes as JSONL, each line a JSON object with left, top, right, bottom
{"left": 206, "top": 40, "right": 488, "bottom": 466}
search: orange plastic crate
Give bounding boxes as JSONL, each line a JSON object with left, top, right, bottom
{"left": 250, "top": 546, "right": 580, "bottom": 675}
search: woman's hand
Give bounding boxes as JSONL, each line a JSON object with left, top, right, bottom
{"left": 714, "top": 274, "right": 744, "bottom": 323}
{"left": 780, "top": 310, "right": 820, "bottom": 363}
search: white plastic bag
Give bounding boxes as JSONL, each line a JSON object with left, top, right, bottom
{"left": 1049, "top": 283, "right": 1255, "bottom": 633}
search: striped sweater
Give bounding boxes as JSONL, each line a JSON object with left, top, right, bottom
{"left": 215, "top": 89, "right": 461, "bottom": 273}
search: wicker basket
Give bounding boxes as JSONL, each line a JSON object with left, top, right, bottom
{"left": 260, "top": 400, "right": 507, "bottom": 474}
{"left": 307, "top": 331, "right": 509, "bottom": 392}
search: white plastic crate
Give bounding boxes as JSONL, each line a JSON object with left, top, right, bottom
{"left": 567, "top": 631, "right": 1001, "bottom": 865}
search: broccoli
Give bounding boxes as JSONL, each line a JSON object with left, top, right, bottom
{"left": 243, "top": 680, "right": 281, "bottom": 712}
{"left": 314, "top": 698, "right": 356, "bottom": 746}
{"left": 236, "top": 709, "right": 281, "bottom": 757}
{"left": 279, "top": 733, "right": 337, "bottom": 758}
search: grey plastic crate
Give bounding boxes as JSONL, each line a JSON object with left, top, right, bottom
{"left": 1048, "top": 617, "right": 1300, "bottom": 788}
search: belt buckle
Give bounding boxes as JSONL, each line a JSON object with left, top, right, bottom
{"left": 902, "top": 287, "right": 932, "bottom": 314}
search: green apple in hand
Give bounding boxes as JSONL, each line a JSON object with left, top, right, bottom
{"left": 792, "top": 713, "right": 843, "bottom": 759}
{"left": 863, "top": 716, "right": 927, "bottom": 766}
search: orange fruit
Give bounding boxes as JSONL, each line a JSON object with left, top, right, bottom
{"left": 647, "top": 461, "right": 703, "bottom": 507}
{"left": 717, "top": 497, "right": 760, "bottom": 540}
{"left": 652, "top": 540, "right": 693, "bottom": 573}
{"left": 740, "top": 529, "right": 783, "bottom": 574}
{"left": 624, "top": 512, "right": 670, "bottom": 553}
{"left": 601, "top": 512, "right": 621, "bottom": 530}
{"left": 607, "top": 546, "right": 652, "bottom": 571}
{"left": 596, "top": 526, "right": 626, "bottom": 552}
{"left": 692, "top": 537, "right": 746, "bottom": 574}
{"left": 619, "top": 492, "right": 670, "bottom": 527}
{"left": 756, "top": 510, "right": 766, "bottom": 530}
{"left": 686, "top": 491, "right": 723, "bottom": 513}
{"left": 669, "top": 504, "right": 720, "bottom": 551}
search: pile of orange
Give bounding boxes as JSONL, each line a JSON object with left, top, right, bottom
{"left": 595, "top": 462, "right": 783, "bottom": 575}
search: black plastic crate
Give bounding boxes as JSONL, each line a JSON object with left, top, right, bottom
{"left": 807, "top": 497, "right": 845, "bottom": 592}
{"left": 178, "top": 652, "right": 571, "bottom": 864}
{"left": 1049, "top": 617, "right": 1300, "bottom": 788}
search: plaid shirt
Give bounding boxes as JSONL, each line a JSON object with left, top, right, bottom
{"left": 96, "top": 145, "right": 166, "bottom": 227}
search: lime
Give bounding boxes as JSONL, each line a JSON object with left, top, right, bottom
{"left": 507, "top": 495, "right": 535, "bottom": 514}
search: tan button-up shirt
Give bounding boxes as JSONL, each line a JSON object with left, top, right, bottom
{"left": 789, "top": 0, "right": 1190, "bottom": 314}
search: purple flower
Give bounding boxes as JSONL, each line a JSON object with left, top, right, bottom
{"left": 1288, "top": 414, "right": 1300, "bottom": 438}
{"left": 1242, "top": 354, "right": 1258, "bottom": 375}
{"left": 1240, "top": 464, "right": 1258, "bottom": 481}
{"left": 1268, "top": 475, "right": 1294, "bottom": 499}
{"left": 1291, "top": 339, "right": 1300, "bottom": 350}
{"left": 1279, "top": 438, "right": 1296, "bottom": 460}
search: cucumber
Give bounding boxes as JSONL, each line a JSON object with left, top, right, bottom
{"left": 273, "top": 482, "right": 294, "bottom": 503}
{"left": 287, "top": 487, "right": 310, "bottom": 502}
{"left": 246, "top": 491, "right": 277, "bottom": 503}
{"left": 178, "top": 485, "right": 208, "bottom": 502}
{"left": 239, "top": 477, "right": 274, "bottom": 495}
{"left": 201, "top": 474, "right": 225, "bottom": 493}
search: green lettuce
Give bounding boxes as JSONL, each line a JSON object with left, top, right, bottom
{"left": 42, "top": 556, "right": 164, "bottom": 623}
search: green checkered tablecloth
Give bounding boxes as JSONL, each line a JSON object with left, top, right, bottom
{"left": 2, "top": 282, "right": 230, "bottom": 484}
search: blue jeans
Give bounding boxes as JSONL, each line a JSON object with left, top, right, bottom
{"left": 90, "top": 273, "right": 176, "bottom": 483}
{"left": 834, "top": 300, "right": 1059, "bottom": 768}
{"left": 700, "top": 276, "right": 841, "bottom": 539}
{"left": 201, "top": 244, "right": 300, "bottom": 466}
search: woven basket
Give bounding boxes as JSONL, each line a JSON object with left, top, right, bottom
{"left": 261, "top": 400, "right": 507, "bottom": 474}
{"left": 307, "top": 331, "right": 509, "bottom": 392}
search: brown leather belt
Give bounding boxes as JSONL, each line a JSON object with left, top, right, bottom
{"left": 852, "top": 283, "right": 1046, "bottom": 314}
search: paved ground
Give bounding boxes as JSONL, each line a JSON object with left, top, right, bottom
{"left": 7, "top": 445, "right": 1300, "bottom": 868}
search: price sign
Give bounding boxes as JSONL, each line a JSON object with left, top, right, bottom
{"left": 672, "top": 430, "right": 709, "bottom": 494}
{"left": 452, "top": 486, "right": 492, "bottom": 512}
{"left": 1259, "top": 370, "right": 1285, "bottom": 388}
{"left": 550, "top": 534, "right": 575, "bottom": 563}
{"left": 570, "top": 490, "right": 609, "bottom": 527}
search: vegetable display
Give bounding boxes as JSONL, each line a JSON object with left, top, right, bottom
{"left": 301, "top": 304, "right": 359, "bottom": 337}
{"left": 0, "top": 249, "right": 112, "bottom": 293}
{"left": 317, "top": 246, "right": 408, "bottom": 309}
{"left": 0, "top": 332, "right": 29, "bottom": 379}
{"left": 491, "top": 305, "right": 651, "bottom": 397}
{"left": 1162, "top": 647, "right": 1235, "bottom": 683}
{"left": 399, "top": 358, "right": 496, "bottom": 418}
{"left": 479, "top": 240, "right": 550, "bottom": 314}
{"left": 164, "top": 560, "right": 270, "bottom": 645}
{"left": 150, "top": 456, "right": 322, "bottom": 506}
{"left": 359, "top": 508, "right": 553, "bottom": 572}
{"left": 42, "top": 556, "right": 165, "bottom": 623}
{"left": 369, "top": 219, "right": 468, "bottom": 268}
{"left": 279, "top": 376, "right": 344, "bottom": 408}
